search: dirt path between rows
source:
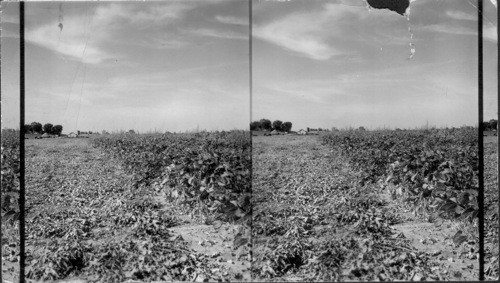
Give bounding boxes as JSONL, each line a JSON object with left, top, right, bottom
{"left": 1, "top": 253, "right": 20, "bottom": 283}
{"left": 152, "top": 192, "right": 251, "bottom": 282}
{"left": 252, "top": 135, "right": 478, "bottom": 281}
{"left": 380, "top": 190, "right": 479, "bottom": 280}
{"left": 25, "top": 138, "right": 249, "bottom": 282}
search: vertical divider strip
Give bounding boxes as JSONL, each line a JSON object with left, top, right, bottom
{"left": 477, "top": 0, "right": 485, "bottom": 281}
{"left": 19, "top": 1, "right": 26, "bottom": 283}
{"left": 248, "top": 0, "right": 253, "bottom": 279}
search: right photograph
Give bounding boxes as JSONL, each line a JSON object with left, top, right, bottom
{"left": 251, "top": 0, "right": 497, "bottom": 281}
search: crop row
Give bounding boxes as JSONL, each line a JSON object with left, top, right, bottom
{"left": 92, "top": 131, "right": 251, "bottom": 222}
{"left": 1, "top": 129, "right": 20, "bottom": 223}
{"left": 322, "top": 128, "right": 479, "bottom": 222}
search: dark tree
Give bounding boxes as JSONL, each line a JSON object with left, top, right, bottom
{"left": 30, "top": 122, "right": 42, "bottom": 134}
{"left": 250, "top": 121, "right": 261, "bottom": 131}
{"left": 23, "top": 124, "right": 32, "bottom": 134}
{"left": 481, "top": 121, "right": 491, "bottom": 131}
{"left": 272, "top": 120, "right": 283, "bottom": 131}
{"left": 358, "top": 126, "right": 366, "bottom": 131}
{"left": 282, "top": 122, "right": 293, "bottom": 132}
{"left": 43, "top": 123, "right": 54, "bottom": 134}
{"left": 489, "top": 119, "right": 498, "bottom": 131}
{"left": 128, "top": 129, "right": 135, "bottom": 134}
{"left": 259, "top": 119, "right": 272, "bottom": 131}
{"left": 52, "top": 125, "right": 63, "bottom": 135}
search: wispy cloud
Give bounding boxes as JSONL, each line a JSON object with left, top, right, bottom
{"left": 1, "top": 23, "right": 20, "bottom": 39}
{"left": 446, "top": 10, "right": 476, "bottom": 21}
{"left": 253, "top": 7, "right": 344, "bottom": 60}
{"left": 484, "top": 25, "right": 497, "bottom": 42}
{"left": 26, "top": 23, "right": 112, "bottom": 64}
{"left": 1, "top": 11, "right": 19, "bottom": 24}
{"left": 254, "top": 3, "right": 412, "bottom": 60}
{"left": 419, "top": 23, "right": 476, "bottom": 37}
{"left": 129, "top": 3, "right": 192, "bottom": 25}
{"left": 419, "top": 21, "right": 497, "bottom": 43}
{"left": 25, "top": 2, "right": 195, "bottom": 64}
{"left": 138, "top": 34, "right": 189, "bottom": 50}
{"left": 192, "top": 28, "right": 247, "bottom": 40}
{"left": 25, "top": 2, "right": 249, "bottom": 63}
{"left": 254, "top": 20, "right": 341, "bottom": 60}
{"left": 26, "top": 4, "right": 119, "bottom": 64}
{"left": 90, "top": 2, "right": 192, "bottom": 27}
{"left": 215, "top": 15, "right": 247, "bottom": 26}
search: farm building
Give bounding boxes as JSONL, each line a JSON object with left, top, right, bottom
{"left": 68, "top": 132, "right": 78, "bottom": 138}
{"left": 298, "top": 129, "right": 307, "bottom": 135}
{"left": 271, "top": 130, "right": 279, "bottom": 135}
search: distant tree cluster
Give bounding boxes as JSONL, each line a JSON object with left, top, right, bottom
{"left": 24, "top": 122, "right": 63, "bottom": 135}
{"left": 482, "top": 119, "right": 498, "bottom": 131}
{"left": 250, "top": 118, "right": 293, "bottom": 132}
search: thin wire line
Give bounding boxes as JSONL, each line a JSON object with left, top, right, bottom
{"left": 468, "top": 0, "right": 496, "bottom": 27}
{"left": 74, "top": 3, "right": 96, "bottom": 132}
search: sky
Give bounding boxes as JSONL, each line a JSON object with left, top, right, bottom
{"left": 1, "top": 0, "right": 498, "bottom": 133}
{"left": 253, "top": 0, "right": 498, "bottom": 131}
{"left": 2, "top": 0, "right": 250, "bottom": 133}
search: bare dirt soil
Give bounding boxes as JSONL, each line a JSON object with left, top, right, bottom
{"left": 1, "top": 259, "right": 20, "bottom": 283}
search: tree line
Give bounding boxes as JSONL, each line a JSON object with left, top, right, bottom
{"left": 250, "top": 119, "right": 293, "bottom": 132}
{"left": 482, "top": 119, "right": 498, "bottom": 131}
{"left": 24, "top": 122, "right": 63, "bottom": 135}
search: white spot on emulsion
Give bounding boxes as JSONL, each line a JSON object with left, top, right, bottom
{"left": 405, "top": 6, "right": 415, "bottom": 60}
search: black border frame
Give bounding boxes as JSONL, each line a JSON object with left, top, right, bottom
{"left": 19, "top": 1, "right": 26, "bottom": 283}
{"left": 11, "top": 0, "right": 497, "bottom": 282}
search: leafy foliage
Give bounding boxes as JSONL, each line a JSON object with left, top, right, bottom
{"left": 282, "top": 122, "right": 293, "bottom": 132}
{"left": 322, "top": 128, "right": 479, "bottom": 222}
{"left": 30, "top": 122, "right": 43, "bottom": 134}
{"left": 1, "top": 129, "right": 20, "bottom": 270}
{"left": 43, "top": 123, "right": 54, "bottom": 135}
{"left": 53, "top": 125, "right": 63, "bottom": 135}
{"left": 1, "top": 129, "right": 20, "bottom": 223}
{"left": 259, "top": 119, "right": 272, "bottom": 131}
{"left": 26, "top": 136, "right": 246, "bottom": 282}
{"left": 252, "top": 134, "right": 476, "bottom": 281}
{"left": 93, "top": 131, "right": 251, "bottom": 221}
{"left": 23, "top": 124, "right": 32, "bottom": 134}
{"left": 484, "top": 137, "right": 499, "bottom": 279}
{"left": 272, "top": 120, "right": 283, "bottom": 131}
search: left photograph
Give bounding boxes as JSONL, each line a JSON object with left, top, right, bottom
{"left": 1, "top": 2, "right": 21, "bottom": 282}
{"left": 20, "top": 1, "right": 250, "bottom": 281}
